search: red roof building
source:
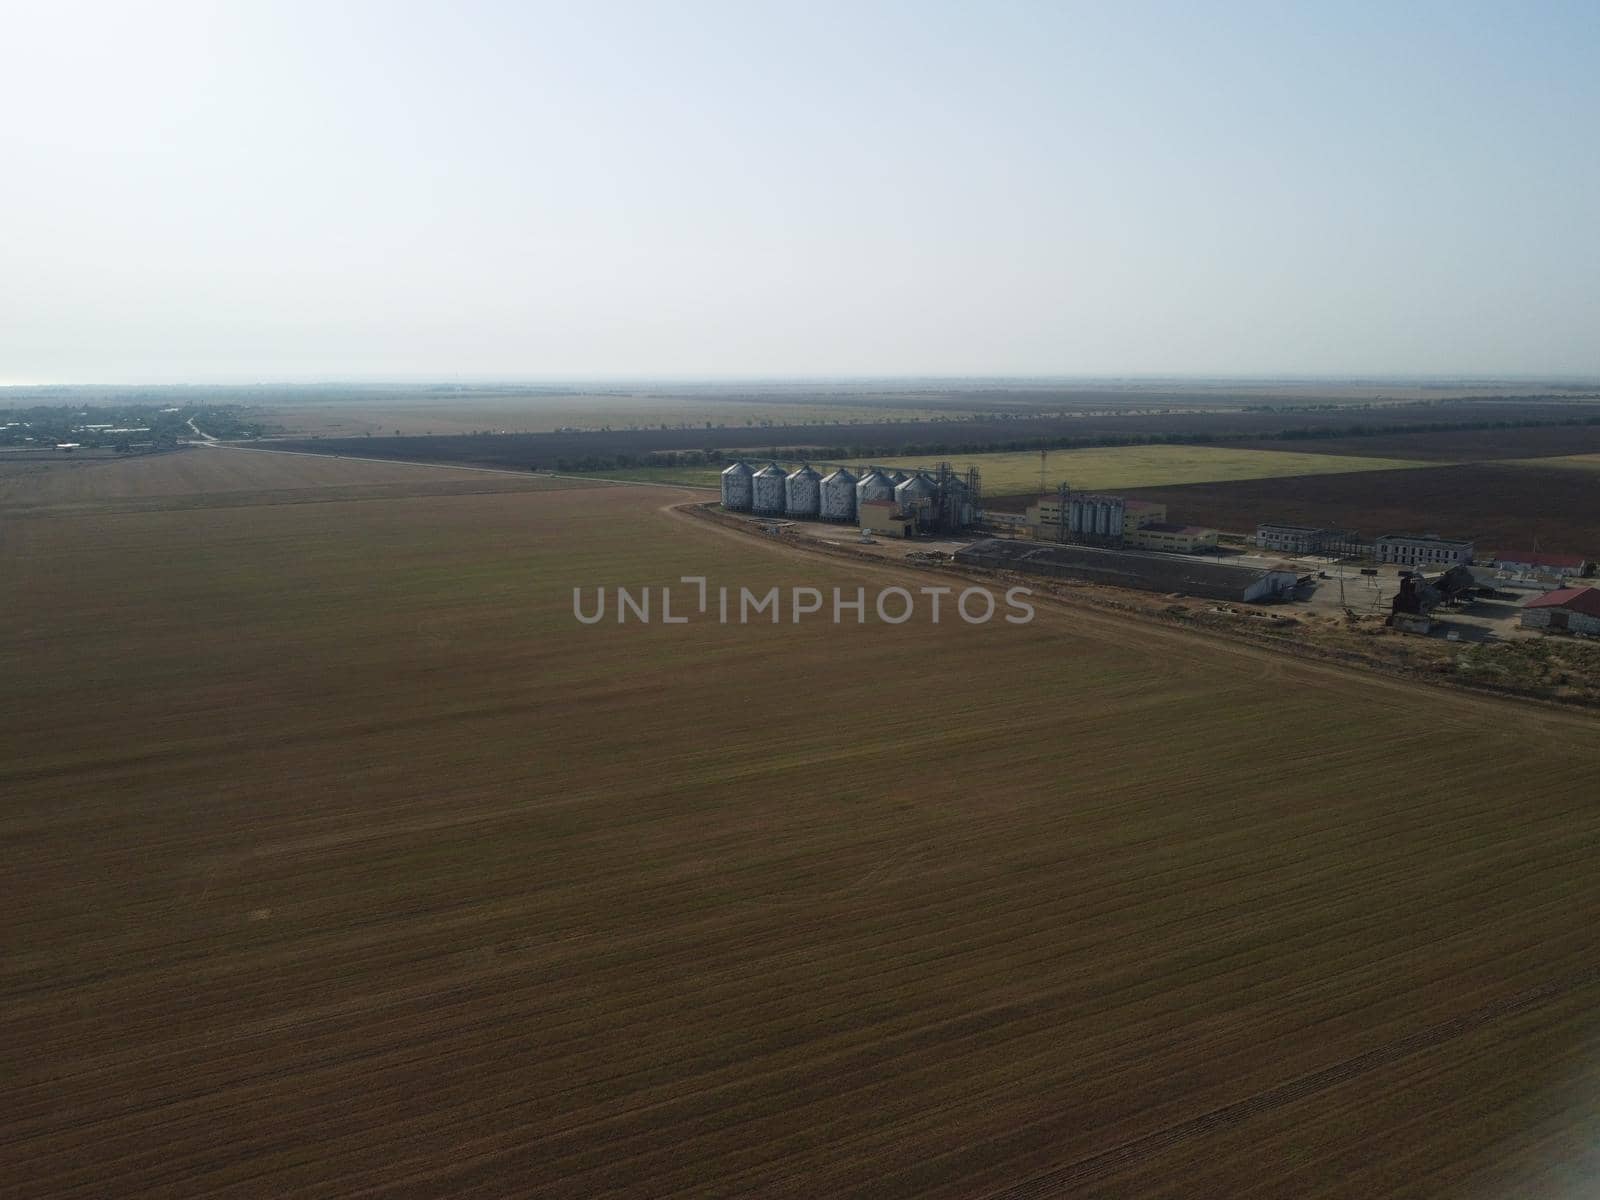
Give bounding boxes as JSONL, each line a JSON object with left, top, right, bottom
{"left": 1525, "top": 587, "right": 1600, "bottom": 616}
{"left": 1522, "top": 586, "right": 1600, "bottom": 633}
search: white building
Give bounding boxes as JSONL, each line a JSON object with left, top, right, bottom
{"left": 1256, "top": 524, "right": 1367, "bottom": 557}
{"left": 1374, "top": 533, "right": 1474, "bottom": 568}
{"left": 1256, "top": 524, "right": 1324, "bottom": 554}
{"left": 1491, "top": 551, "right": 1590, "bottom": 578}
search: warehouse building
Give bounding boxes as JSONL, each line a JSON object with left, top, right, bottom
{"left": 955, "top": 539, "right": 1299, "bottom": 602}
{"left": 1374, "top": 533, "right": 1474, "bottom": 568}
{"left": 1520, "top": 587, "right": 1600, "bottom": 635}
{"left": 1491, "top": 550, "right": 1591, "bottom": 578}
{"left": 1126, "top": 522, "right": 1219, "bottom": 554}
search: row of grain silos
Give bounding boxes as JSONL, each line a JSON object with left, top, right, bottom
{"left": 721, "top": 460, "right": 970, "bottom": 527}
{"left": 1068, "top": 494, "right": 1125, "bottom": 537}
{"left": 722, "top": 460, "right": 868, "bottom": 522}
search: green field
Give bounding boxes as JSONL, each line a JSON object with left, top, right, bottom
{"left": 579, "top": 464, "right": 726, "bottom": 488}
{"left": 869, "top": 444, "right": 1437, "bottom": 495}
{"left": 6, "top": 448, "right": 1600, "bottom": 1197}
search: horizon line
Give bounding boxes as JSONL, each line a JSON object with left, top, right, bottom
{"left": 6, "top": 372, "right": 1600, "bottom": 391}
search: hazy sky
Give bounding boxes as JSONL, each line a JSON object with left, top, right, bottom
{"left": 3, "top": 0, "right": 1597, "bottom": 382}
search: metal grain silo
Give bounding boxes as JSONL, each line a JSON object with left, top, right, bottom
{"left": 938, "top": 473, "right": 970, "bottom": 529}
{"left": 818, "top": 467, "right": 858, "bottom": 521}
{"left": 894, "top": 472, "right": 938, "bottom": 522}
{"left": 1086, "top": 496, "right": 1125, "bottom": 537}
{"left": 720, "top": 460, "right": 754, "bottom": 511}
{"left": 784, "top": 464, "right": 822, "bottom": 518}
{"left": 856, "top": 467, "right": 896, "bottom": 509}
{"left": 751, "top": 462, "right": 787, "bottom": 515}
{"left": 888, "top": 469, "right": 910, "bottom": 485}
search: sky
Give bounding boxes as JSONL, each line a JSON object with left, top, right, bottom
{"left": 2, "top": 0, "right": 1597, "bottom": 383}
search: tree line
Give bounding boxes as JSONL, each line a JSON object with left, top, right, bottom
{"left": 548, "top": 414, "right": 1600, "bottom": 474}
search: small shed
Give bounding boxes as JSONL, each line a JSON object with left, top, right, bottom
{"left": 860, "top": 499, "right": 912, "bottom": 539}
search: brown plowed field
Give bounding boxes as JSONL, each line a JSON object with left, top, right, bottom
{"left": 1238, "top": 423, "right": 1600, "bottom": 461}
{"left": 5, "top": 448, "right": 1599, "bottom": 1198}
{"left": 1125, "top": 462, "right": 1600, "bottom": 554}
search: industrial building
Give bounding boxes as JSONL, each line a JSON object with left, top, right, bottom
{"left": 1374, "top": 533, "right": 1474, "bottom": 568}
{"left": 1127, "top": 523, "right": 1219, "bottom": 554}
{"left": 1025, "top": 493, "right": 1217, "bottom": 553}
{"left": 1520, "top": 587, "right": 1600, "bottom": 635}
{"left": 1490, "top": 550, "right": 1591, "bottom": 578}
{"left": 1031, "top": 492, "right": 1127, "bottom": 544}
{"left": 1028, "top": 495, "right": 1163, "bottom": 540}
{"left": 1255, "top": 524, "right": 1366, "bottom": 557}
{"left": 1259, "top": 525, "right": 1489, "bottom": 565}
{"left": 955, "top": 539, "right": 1300, "bottom": 602}
{"left": 1388, "top": 564, "right": 1478, "bottom": 626}
{"left": 1255, "top": 524, "right": 1323, "bottom": 554}
{"left": 849, "top": 463, "right": 979, "bottom": 535}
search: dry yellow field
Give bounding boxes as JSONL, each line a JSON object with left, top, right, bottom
{"left": 4, "top": 448, "right": 1599, "bottom": 1198}
{"left": 0, "top": 445, "right": 594, "bottom": 517}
